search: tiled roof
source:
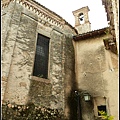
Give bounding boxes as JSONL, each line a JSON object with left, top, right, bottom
{"left": 73, "top": 27, "right": 109, "bottom": 41}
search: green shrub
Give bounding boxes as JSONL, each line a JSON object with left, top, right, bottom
{"left": 98, "top": 111, "right": 114, "bottom": 120}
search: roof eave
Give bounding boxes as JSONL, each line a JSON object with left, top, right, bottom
{"left": 73, "top": 27, "right": 109, "bottom": 41}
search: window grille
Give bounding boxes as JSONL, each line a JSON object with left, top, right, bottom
{"left": 33, "top": 33, "right": 49, "bottom": 79}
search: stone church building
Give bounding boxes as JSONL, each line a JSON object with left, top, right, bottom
{"left": 2, "top": 0, "right": 119, "bottom": 120}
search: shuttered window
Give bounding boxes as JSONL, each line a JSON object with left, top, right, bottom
{"left": 33, "top": 33, "right": 49, "bottom": 79}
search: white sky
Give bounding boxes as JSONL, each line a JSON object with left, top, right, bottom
{"left": 35, "top": 0, "right": 109, "bottom": 30}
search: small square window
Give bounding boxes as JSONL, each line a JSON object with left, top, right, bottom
{"left": 97, "top": 105, "right": 107, "bottom": 116}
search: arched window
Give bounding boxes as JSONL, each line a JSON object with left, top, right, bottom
{"left": 79, "top": 13, "right": 84, "bottom": 24}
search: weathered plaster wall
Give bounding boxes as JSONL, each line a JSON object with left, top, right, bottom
{"left": 102, "top": 0, "right": 119, "bottom": 54}
{"left": 112, "top": 0, "right": 119, "bottom": 53}
{"left": 64, "top": 33, "right": 76, "bottom": 119}
{"left": 75, "top": 22, "right": 91, "bottom": 34}
{"left": 2, "top": 1, "right": 76, "bottom": 119}
{"left": 29, "top": 77, "right": 52, "bottom": 107}
{"left": 49, "top": 29, "right": 66, "bottom": 111}
{"left": 2, "top": 1, "right": 25, "bottom": 101}
{"left": 74, "top": 34, "right": 118, "bottom": 120}
{"left": 2, "top": 3, "right": 13, "bottom": 100}
{"left": 3, "top": 2, "right": 38, "bottom": 104}
{"left": 103, "top": 50, "right": 118, "bottom": 120}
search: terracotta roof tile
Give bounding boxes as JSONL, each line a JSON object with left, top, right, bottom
{"left": 73, "top": 27, "right": 109, "bottom": 40}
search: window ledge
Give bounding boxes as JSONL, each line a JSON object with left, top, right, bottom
{"left": 94, "top": 116, "right": 103, "bottom": 120}
{"left": 29, "top": 76, "right": 51, "bottom": 84}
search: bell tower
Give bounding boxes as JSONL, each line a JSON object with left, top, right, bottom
{"left": 72, "top": 6, "right": 91, "bottom": 34}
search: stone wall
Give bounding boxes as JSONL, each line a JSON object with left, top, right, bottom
{"left": 3, "top": 1, "right": 38, "bottom": 104}
{"left": 111, "top": 0, "right": 119, "bottom": 53}
{"left": 102, "top": 0, "right": 119, "bottom": 54}
{"left": 2, "top": 102, "right": 64, "bottom": 120}
{"left": 2, "top": 1, "right": 26, "bottom": 101}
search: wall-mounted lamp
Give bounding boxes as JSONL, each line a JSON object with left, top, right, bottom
{"left": 75, "top": 91, "right": 91, "bottom": 102}
{"left": 83, "top": 93, "right": 91, "bottom": 102}
{"left": 74, "top": 91, "right": 91, "bottom": 120}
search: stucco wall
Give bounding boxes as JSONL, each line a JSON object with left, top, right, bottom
{"left": 112, "top": 0, "right": 119, "bottom": 53}
{"left": 74, "top": 34, "right": 118, "bottom": 120}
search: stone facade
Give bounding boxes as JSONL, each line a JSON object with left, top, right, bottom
{"left": 2, "top": 0, "right": 76, "bottom": 119}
